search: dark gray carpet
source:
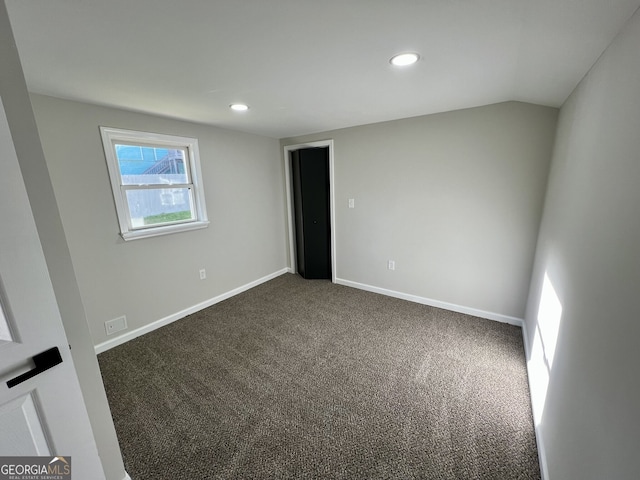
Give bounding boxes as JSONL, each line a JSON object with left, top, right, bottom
{"left": 98, "top": 273, "right": 540, "bottom": 479}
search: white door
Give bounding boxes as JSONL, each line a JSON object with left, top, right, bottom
{"left": 0, "top": 97, "right": 105, "bottom": 479}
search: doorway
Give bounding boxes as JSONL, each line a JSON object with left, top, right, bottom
{"left": 284, "top": 140, "right": 335, "bottom": 282}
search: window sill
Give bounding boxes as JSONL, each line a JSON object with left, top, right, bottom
{"left": 121, "top": 220, "right": 209, "bottom": 241}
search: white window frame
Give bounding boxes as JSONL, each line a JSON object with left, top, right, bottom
{"left": 100, "top": 127, "right": 209, "bottom": 241}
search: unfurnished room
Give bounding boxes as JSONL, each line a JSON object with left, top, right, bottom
{"left": 0, "top": 1, "right": 639, "bottom": 479}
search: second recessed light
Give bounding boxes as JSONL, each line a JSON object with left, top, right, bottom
{"left": 230, "top": 103, "right": 249, "bottom": 112}
{"left": 390, "top": 52, "right": 420, "bottom": 67}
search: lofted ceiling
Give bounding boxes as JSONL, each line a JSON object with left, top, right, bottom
{"left": 5, "top": 0, "right": 640, "bottom": 138}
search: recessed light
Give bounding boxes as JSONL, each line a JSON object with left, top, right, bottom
{"left": 230, "top": 103, "right": 249, "bottom": 112}
{"left": 390, "top": 52, "right": 420, "bottom": 67}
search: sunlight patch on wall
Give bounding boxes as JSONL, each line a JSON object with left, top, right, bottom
{"left": 538, "top": 273, "right": 562, "bottom": 368}
{"left": 528, "top": 272, "right": 563, "bottom": 424}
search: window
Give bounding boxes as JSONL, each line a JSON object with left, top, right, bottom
{"left": 100, "top": 127, "right": 209, "bottom": 240}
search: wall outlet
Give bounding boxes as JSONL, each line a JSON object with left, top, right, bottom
{"left": 348, "top": 198, "right": 355, "bottom": 209}
{"left": 105, "top": 315, "right": 127, "bottom": 336}
{"left": 388, "top": 260, "right": 395, "bottom": 271}
{"left": 199, "top": 268, "right": 207, "bottom": 280}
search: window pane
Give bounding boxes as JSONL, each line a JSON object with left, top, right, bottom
{"left": 101, "top": 127, "right": 208, "bottom": 240}
{"left": 125, "top": 188, "right": 194, "bottom": 228}
{"left": 115, "top": 144, "right": 188, "bottom": 185}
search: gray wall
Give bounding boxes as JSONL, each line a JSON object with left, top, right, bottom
{"left": 524, "top": 7, "right": 640, "bottom": 479}
{"left": 30, "top": 95, "right": 288, "bottom": 347}
{"left": 283, "top": 102, "right": 558, "bottom": 320}
{"left": 0, "top": 3, "right": 124, "bottom": 479}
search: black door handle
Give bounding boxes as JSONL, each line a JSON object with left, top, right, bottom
{"left": 7, "top": 347, "right": 63, "bottom": 388}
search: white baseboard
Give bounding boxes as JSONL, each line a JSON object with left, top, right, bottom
{"left": 520, "top": 322, "right": 550, "bottom": 480}
{"left": 334, "top": 277, "right": 524, "bottom": 327}
{"left": 123, "top": 472, "right": 132, "bottom": 480}
{"left": 94, "top": 268, "right": 289, "bottom": 354}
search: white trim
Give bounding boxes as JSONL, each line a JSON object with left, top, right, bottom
{"left": 283, "top": 140, "right": 336, "bottom": 283}
{"left": 520, "top": 321, "right": 550, "bottom": 480}
{"left": 121, "top": 219, "right": 209, "bottom": 241}
{"left": 123, "top": 472, "right": 132, "bottom": 480}
{"left": 94, "top": 268, "right": 289, "bottom": 354}
{"left": 334, "top": 277, "right": 524, "bottom": 327}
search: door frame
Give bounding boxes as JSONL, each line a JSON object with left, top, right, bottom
{"left": 283, "top": 140, "right": 336, "bottom": 282}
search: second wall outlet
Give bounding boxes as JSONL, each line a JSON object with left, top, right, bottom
{"left": 199, "top": 268, "right": 207, "bottom": 280}
{"left": 388, "top": 260, "right": 395, "bottom": 271}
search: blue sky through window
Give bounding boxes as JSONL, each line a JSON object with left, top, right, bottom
{"left": 115, "top": 145, "right": 184, "bottom": 175}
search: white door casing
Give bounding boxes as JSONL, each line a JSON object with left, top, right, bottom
{"left": 0, "top": 96, "right": 105, "bottom": 478}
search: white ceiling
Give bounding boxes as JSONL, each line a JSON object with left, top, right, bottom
{"left": 5, "top": 0, "right": 640, "bottom": 138}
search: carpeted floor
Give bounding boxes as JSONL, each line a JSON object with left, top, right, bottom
{"left": 98, "top": 273, "right": 540, "bottom": 479}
